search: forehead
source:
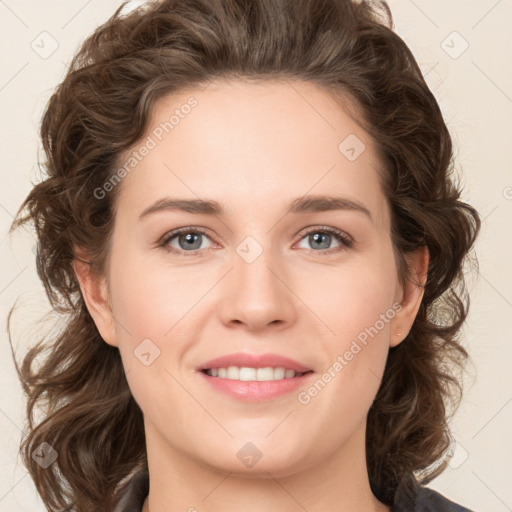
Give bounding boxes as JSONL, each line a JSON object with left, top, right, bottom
{"left": 114, "top": 78, "right": 389, "bottom": 227}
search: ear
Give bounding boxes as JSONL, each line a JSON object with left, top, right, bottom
{"left": 390, "top": 245, "right": 429, "bottom": 348}
{"left": 73, "top": 247, "right": 118, "bottom": 347}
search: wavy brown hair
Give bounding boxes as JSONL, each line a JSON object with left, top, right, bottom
{"left": 8, "top": 0, "right": 480, "bottom": 510}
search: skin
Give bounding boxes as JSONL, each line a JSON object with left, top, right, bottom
{"left": 75, "top": 79, "right": 428, "bottom": 512}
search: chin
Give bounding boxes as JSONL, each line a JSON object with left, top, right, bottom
{"left": 193, "top": 440, "right": 310, "bottom": 478}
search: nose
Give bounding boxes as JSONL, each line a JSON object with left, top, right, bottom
{"left": 217, "top": 241, "right": 297, "bottom": 332}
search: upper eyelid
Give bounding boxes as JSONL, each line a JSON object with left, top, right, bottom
{"left": 159, "top": 226, "right": 212, "bottom": 245}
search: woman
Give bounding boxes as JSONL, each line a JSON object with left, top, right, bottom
{"left": 8, "top": 0, "right": 480, "bottom": 511}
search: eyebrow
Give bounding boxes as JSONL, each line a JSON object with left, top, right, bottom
{"left": 139, "top": 194, "right": 372, "bottom": 221}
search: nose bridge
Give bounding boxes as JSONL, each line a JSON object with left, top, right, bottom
{"left": 233, "top": 231, "right": 283, "bottom": 298}
{"left": 218, "top": 230, "right": 297, "bottom": 329}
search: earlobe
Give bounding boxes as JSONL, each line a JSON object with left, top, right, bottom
{"left": 390, "top": 246, "right": 429, "bottom": 348}
{"left": 73, "top": 248, "right": 118, "bottom": 347}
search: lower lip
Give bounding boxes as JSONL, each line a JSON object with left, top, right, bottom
{"left": 198, "top": 371, "right": 315, "bottom": 402}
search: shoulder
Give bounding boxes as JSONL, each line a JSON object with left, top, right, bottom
{"left": 414, "top": 485, "right": 475, "bottom": 512}
{"left": 392, "top": 476, "right": 475, "bottom": 512}
{"left": 113, "top": 469, "right": 149, "bottom": 512}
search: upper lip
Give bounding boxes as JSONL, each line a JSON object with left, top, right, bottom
{"left": 198, "top": 352, "right": 313, "bottom": 372}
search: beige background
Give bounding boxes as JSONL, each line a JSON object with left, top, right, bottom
{"left": 1, "top": 1, "right": 511, "bottom": 511}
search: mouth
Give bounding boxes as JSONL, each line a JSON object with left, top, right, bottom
{"left": 198, "top": 367, "right": 315, "bottom": 402}
{"left": 200, "top": 367, "right": 314, "bottom": 381}
{"left": 196, "top": 352, "right": 314, "bottom": 400}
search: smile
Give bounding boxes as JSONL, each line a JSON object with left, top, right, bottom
{"left": 202, "top": 366, "right": 311, "bottom": 381}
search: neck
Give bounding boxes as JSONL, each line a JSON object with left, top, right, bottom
{"left": 142, "top": 418, "right": 390, "bottom": 512}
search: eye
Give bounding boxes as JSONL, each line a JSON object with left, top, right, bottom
{"left": 158, "top": 225, "right": 353, "bottom": 257}
{"left": 295, "top": 226, "right": 353, "bottom": 254}
{"left": 159, "top": 227, "right": 214, "bottom": 256}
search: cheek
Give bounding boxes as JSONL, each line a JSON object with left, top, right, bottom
{"left": 306, "top": 246, "right": 398, "bottom": 392}
{"left": 330, "top": 271, "right": 396, "bottom": 343}
{"left": 300, "top": 247, "right": 398, "bottom": 341}
{"left": 107, "top": 255, "right": 198, "bottom": 412}
{"left": 108, "top": 253, "right": 204, "bottom": 341}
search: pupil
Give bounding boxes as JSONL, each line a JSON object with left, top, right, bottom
{"left": 311, "top": 232, "right": 330, "bottom": 249}
{"left": 180, "top": 233, "right": 201, "bottom": 250}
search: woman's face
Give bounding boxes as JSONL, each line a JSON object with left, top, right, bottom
{"left": 79, "top": 79, "right": 425, "bottom": 479}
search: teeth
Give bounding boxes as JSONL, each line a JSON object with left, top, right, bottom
{"left": 205, "top": 366, "right": 304, "bottom": 381}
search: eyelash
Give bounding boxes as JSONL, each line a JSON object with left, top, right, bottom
{"left": 157, "top": 226, "right": 354, "bottom": 257}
